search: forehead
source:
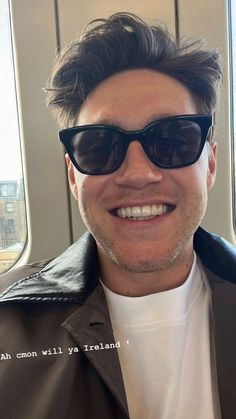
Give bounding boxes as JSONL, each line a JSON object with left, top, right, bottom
{"left": 77, "top": 69, "right": 197, "bottom": 130}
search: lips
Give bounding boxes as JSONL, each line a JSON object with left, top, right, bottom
{"left": 115, "top": 204, "right": 174, "bottom": 220}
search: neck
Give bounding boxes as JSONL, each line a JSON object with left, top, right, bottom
{"left": 98, "top": 246, "right": 194, "bottom": 297}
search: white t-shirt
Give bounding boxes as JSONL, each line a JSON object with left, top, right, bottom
{"left": 101, "top": 254, "right": 222, "bottom": 419}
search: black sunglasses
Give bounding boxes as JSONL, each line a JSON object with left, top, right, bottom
{"left": 59, "top": 114, "right": 213, "bottom": 175}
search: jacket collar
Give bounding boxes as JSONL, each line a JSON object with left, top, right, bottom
{"left": 0, "top": 232, "right": 99, "bottom": 303}
{"left": 194, "top": 227, "right": 236, "bottom": 284}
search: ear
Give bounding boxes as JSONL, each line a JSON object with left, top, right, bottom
{"left": 65, "top": 154, "right": 78, "bottom": 200}
{"left": 207, "top": 142, "right": 217, "bottom": 191}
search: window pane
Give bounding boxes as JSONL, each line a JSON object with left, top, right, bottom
{"left": 0, "top": 0, "right": 27, "bottom": 273}
{"left": 230, "top": 0, "right": 236, "bottom": 223}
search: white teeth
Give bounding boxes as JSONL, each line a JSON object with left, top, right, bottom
{"left": 121, "top": 208, "right": 126, "bottom": 218}
{"left": 117, "top": 204, "right": 169, "bottom": 219}
{"left": 142, "top": 206, "right": 152, "bottom": 217}
{"left": 132, "top": 207, "right": 142, "bottom": 217}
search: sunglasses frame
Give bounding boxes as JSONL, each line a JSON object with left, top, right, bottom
{"left": 59, "top": 114, "right": 213, "bottom": 175}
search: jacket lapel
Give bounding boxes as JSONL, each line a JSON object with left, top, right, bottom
{"left": 206, "top": 267, "right": 236, "bottom": 419}
{"left": 62, "top": 284, "right": 129, "bottom": 418}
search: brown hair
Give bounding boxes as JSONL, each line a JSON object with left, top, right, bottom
{"left": 46, "top": 12, "right": 222, "bottom": 128}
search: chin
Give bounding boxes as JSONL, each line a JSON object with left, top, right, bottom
{"left": 112, "top": 251, "right": 177, "bottom": 273}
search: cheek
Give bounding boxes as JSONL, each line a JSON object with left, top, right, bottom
{"left": 74, "top": 174, "right": 103, "bottom": 215}
{"left": 190, "top": 151, "right": 211, "bottom": 189}
{"left": 74, "top": 174, "right": 89, "bottom": 204}
{"left": 172, "top": 164, "right": 210, "bottom": 230}
{"left": 73, "top": 173, "right": 90, "bottom": 218}
{"left": 173, "top": 159, "right": 210, "bottom": 201}
{"left": 75, "top": 178, "right": 93, "bottom": 227}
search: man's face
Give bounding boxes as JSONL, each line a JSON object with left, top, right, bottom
{"left": 66, "top": 69, "right": 217, "bottom": 285}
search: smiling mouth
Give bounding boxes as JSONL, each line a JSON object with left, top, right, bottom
{"left": 114, "top": 204, "right": 175, "bottom": 220}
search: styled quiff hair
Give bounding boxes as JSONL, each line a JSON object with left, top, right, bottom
{"left": 46, "top": 12, "right": 222, "bottom": 128}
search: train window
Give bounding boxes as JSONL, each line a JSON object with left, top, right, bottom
{"left": 0, "top": 0, "right": 27, "bottom": 273}
{"left": 230, "top": 0, "right": 236, "bottom": 229}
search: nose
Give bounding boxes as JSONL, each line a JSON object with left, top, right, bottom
{"left": 114, "top": 141, "right": 164, "bottom": 188}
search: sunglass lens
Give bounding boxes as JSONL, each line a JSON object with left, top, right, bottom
{"left": 71, "top": 128, "right": 124, "bottom": 174}
{"left": 147, "top": 120, "right": 202, "bottom": 168}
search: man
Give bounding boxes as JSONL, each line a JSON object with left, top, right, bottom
{"left": 0, "top": 12, "right": 234, "bottom": 419}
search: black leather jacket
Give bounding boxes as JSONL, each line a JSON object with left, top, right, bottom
{"left": 0, "top": 228, "right": 236, "bottom": 419}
